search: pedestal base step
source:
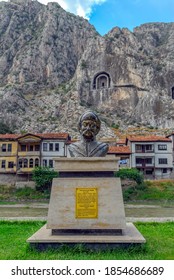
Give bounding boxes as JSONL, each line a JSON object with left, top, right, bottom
{"left": 27, "top": 223, "right": 145, "bottom": 249}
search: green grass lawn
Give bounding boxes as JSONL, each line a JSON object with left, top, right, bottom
{"left": 0, "top": 221, "right": 174, "bottom": 260}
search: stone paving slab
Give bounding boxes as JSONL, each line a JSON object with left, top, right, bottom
{"left": 0, "top": 217, "right": 174, "bottom": 222}
{"left": 0, "top": 203, "right": 48, "bottom": 208}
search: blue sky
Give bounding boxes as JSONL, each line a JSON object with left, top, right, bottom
{"left": 4, "top": 0, "right": 174, "bottom": 35}
{"left": 89, "top": 0, "right": 174, "bottom": 34}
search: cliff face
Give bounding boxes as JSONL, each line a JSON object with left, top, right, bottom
{"left": 77, "top": 23, "right": 174, "bottom": 130}
{"left": 0, "top": 1, "right": 174, "bottom": 137}
{"left": 0, "top": 0, "right": 97, "bottom": 87}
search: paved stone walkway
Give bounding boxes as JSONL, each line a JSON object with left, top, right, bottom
{"left": 0, "top": 216, "right": 174, "bottom": 222}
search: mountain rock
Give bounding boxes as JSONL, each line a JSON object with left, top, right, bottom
{"left": 0, "top": 0, "right": 174, "bottom": 137}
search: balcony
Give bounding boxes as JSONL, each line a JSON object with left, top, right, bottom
{"left": 135, "top": 157, "right": 154, "bottom": 168}
{"left": 136, "top": 163, "right": 155, "bottom": 168}
{"left": 18, "top": 151, "right": 40, "bottom": 157}
{"left": 135, "top": 144, "right": 154, "bottom": 153}
{"left": 135, "top": 149, "right": 154, "bottom": 153}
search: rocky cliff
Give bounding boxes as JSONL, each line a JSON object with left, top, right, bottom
{"left": 0, "top": 0, "right": 174, "bottom": 137}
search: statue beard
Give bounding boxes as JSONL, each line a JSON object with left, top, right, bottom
{"left": 82, "top": 129, "right": 95, "bottom": 141}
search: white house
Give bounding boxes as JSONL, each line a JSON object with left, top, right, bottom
{"left": 37, "top": 133, "right": 70, "bottom": 168}
{"left": 126, "top": 135, "right": 173, "bottom": 179}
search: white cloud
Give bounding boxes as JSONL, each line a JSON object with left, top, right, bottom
{"left": 38, "top": 0, "right": 107, "bottom": 19}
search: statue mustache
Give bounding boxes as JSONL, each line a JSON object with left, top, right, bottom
{"left": 82, "top": 128, "right": 95, "bottom": 135}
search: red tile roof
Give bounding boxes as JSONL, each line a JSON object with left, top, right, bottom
{"left": 127, "top": 135, "right": 171, "bottom": 142}
{"left": 0, "top": 133, "right": 70, "bottom": 141}
{"left": 0, "top": 134, "right": 20, "bottom": 140}
{"left": 108, "top": 146, "right": 131, "bottom": 154}
{"left": 36, "top": 133, "right": 69, "bottom": 139}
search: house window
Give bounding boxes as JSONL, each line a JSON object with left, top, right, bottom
{"left": 35, "top": 158, "right": 39, "bottom": 167}
{"left": 135, "top": 145, "right": 142, "bottom": 152}
{"left": 43, "top": 159, "right": 47, "bottom": 167}
{"left": 2, "top": 144, "right": 6, "bottom": 152}
{"left": 159, "top": 158, "right": 168, "bottom": 164}
{"left": 49, "top": 160, "right": 53, "bottom": 168}
{"left": 8, "top": 162, "right": 14, "bottom": 168}
{"left": 29, "top": 145, "right": 33, "bottom": 151}
{"left": 21, "top": 145, "right": 26, "bottom": 151}
{"left": 163, "top": 168, "right": 167, "bottom": 173}
{"left": 136, "top": 158, "right": 142, "bottom": 164}
{"left": 8, "top": 144, "right": 12, "bottom": 152}
{"left": 29, "top": 158, "right": 33, "bottom": 168}
{"left": 49, "top": 143, "right": 53, "bottom": 151}
{"left": 43, "top": 143, "right": 47, "bottom": 151}
{"left": 55, "top": 143, "right": 59, "bottom": 151}
{"left": 145, "top": 158, "right": 152, "bottom": 164}
{"left": 18, "top": 159, "right": 23, "bottom": 168}
{"left": 35, "top": 145, "right": 40, "bottom": 151}
{"left": 158, "top": 144, "right": 167, "bottom": 150}
{"left": 1, "top": 160, "right": 6, "bottom": 168}
{"left": 145, "top": 145, "right": 153, "bottom": 151}
{"left": 24, "top": 159, "right": 28, "bottom": 168}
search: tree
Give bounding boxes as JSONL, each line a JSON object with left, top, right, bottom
{"left": 32, "top": 166, "right": 58, "bottom": 192}
{"left": 0, "top": 121, "right": 13, "bottom": 134}
{"left": 115, "top": 168, "right": 144, "bottom": 184}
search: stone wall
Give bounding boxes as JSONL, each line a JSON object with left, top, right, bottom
{"left": 15, "top": 181, "right": 35, "bottom": 189}
{"left": 0, "top": 173, "right": 33, "bottom": 186}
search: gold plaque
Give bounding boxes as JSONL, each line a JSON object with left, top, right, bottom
{"left": 76, "top": 188, "right": 98, "bottom": 219}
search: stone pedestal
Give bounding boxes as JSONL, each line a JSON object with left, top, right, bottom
{"left": 27, "top": 157, "right": 145, "bottom": 248}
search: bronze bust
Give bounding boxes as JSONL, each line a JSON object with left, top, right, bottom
{"left": 68, "top": 111, "right": 109, "bottom": 157}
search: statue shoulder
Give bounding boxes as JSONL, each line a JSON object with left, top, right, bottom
{"left": 90, "top": 141, "right": 109, "bottom": 157}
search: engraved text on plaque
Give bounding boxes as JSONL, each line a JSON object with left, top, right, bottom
{"left": 76, "top": 188, "right": 98, "bottom": 218}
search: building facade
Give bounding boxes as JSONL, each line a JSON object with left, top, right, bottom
{"left": 38, "top": 133, "right": 69, "bottom": 168}
{"left": 0, "top": 133, "right": 173, "bottom": 181}
{"left": 127, "top": 136, "right": 173, "bottom": 179}
{"left": 108, "top": 146, "right": 131, "bottom": 168}
{"left": 0, "top": 133, "right": 70, "bottom": 178}
{"left": 0, "top": 134, "right": 19, "bottom": 174}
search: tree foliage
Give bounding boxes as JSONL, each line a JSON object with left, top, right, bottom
{"left": 0, "top": 121, "right": 13, "bottom": 134}
{"left": 32, "top": 166, "right": 58, "bottom": 192}
{"left": 115, "top": 168, "right": 144, "bottom": 184}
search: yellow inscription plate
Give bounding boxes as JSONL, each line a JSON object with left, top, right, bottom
{"left": 76, "top": 188, "right": 98, "bottom": 219}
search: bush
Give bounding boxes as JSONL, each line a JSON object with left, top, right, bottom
{"left": 0, "top": 121, "right": 13, "bottom": 134}
{"left": 111, "top": 123, "right": 120, "bottom": 129}
{"left": 115, "top": 168, "right": 144, "bottom": 184}
{"left": 32, "top": 166, "right": 58, "bottom": 192}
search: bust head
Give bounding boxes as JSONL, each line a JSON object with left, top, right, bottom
{"left": 78, "top": 111, "right": 101, "bottom": 141}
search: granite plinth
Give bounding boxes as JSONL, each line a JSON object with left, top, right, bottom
{"left": 27, "top": 157, "right": 146, "bottom": 248}
{"left": 27, "top": 223, "right": 146, "bottom": 249}
{"left": 47, "top": 177, "right": 126, "bottom": 230}
{"left": 53, "top": 157, "right": 119, "bottom": 172}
